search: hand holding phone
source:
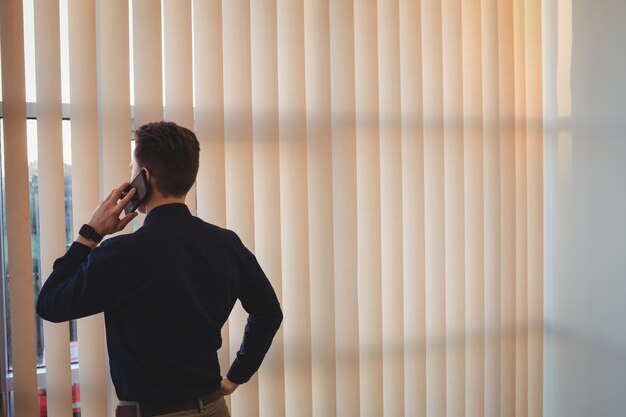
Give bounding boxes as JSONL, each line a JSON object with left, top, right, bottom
{"left": 83, "top": 183, "right": 139, "bottom": 242}
{"left": 121, "top": 169, "right": 151, "bottom": 214}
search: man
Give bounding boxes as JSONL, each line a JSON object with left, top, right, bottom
{"left": 37, "top": 121, "right": 283, "bottom": 417}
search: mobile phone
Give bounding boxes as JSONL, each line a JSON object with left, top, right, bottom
{"left": 121, "top": 169, "right": 151, "bottom": 214}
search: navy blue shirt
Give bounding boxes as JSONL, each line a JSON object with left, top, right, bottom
{"left": 36, "top": 203, "right": 283, "bottom": 404}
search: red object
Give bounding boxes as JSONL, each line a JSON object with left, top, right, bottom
{"left": 38, "top": 388, "right": 47, "bottom": 417}
{"left": 37, "top": 383, "right": 81, "bottom": 417}
{"left": 72, "top": 383, "right": 80, "bottom": 416}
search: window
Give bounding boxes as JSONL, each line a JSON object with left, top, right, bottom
{"left": 1, "top": 1, "right": 80, "bottom": 416}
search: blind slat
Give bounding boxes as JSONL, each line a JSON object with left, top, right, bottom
{"left": 250, "top": 1, "right": 286, "bottom": 416}
{"left": 463, "top": 1, "right": 487, "bottom": 416}
{"left": 162, "top": 0, "right": 195, "bottom": 215}
{"left": 498, "top": 1, "right": 517, "bottom": 415}
{"left": 329, "top": 0, "right": 360, "bottom": 415}
{"left": 192, "top": 3, "right": 230, "bottom": 407}
{"left": 68, "top": 0, "right": 107, "bottom": 415}
{"left": 377, "top": 1, "right": 405, "bottom": 416}
{"left": 277, "top": 1, "right": 313, "bottom": 414}
{"left": 303, "top": 1, "right": 337, "bottom": 415}
{"left": 513, "top": 1, "right": 529, "bottom": 416}
{"left": 0, "top": 0, "right": 39, "bottom": 415}
{"left": 35, "top": 0, "right": 73, "bottom": 415}
{"left": 132, "top": 0, "right": 163, "bottom": 127}
{"left": 525, "top": 1, "right": 544, "bottom": 416}
{"left": 130, "top": 0, "right": 163, "bottom": 228}
{"left": 354, "top": 0, "right": 382, "bottom": 415}
{"left": 399, "top": 0, "right": 426, "bottom": 415}
{"left": 194, "top": 0, "right": 226, "bottom": 226}
{"left": 422, "top": 0, "right": 447, "bottom": 414}
{"left": 162, "top": 0, "right": 193, "bottom": 126}
{"left": 96, "top": 0, "right": 132, "bottom": 413}
{"left": 222, "top": 1, "right": 259, "bottom": 415}
{"left": 442, "top": 1, "right": 466, "bottom": 415}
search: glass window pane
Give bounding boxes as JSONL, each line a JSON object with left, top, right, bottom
{"left": 26, "top": 120, "right": 43, "bottom": 367}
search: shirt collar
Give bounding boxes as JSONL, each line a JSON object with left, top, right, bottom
{"left": 143, "top": 203, "right": 192, "bottom": 225}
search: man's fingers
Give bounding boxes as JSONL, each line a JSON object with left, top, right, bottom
{"left": 111, "top": 182, "right": 132, "bottom": 203}
{"left": 117, "top": 212, "right": 138, "bottom": 231}
{"left": 117, "top": 187, "right": 136, "bottom": 208}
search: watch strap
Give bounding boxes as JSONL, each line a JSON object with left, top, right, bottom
{"left": 79, "top": 224, "right": 103, "bottom": 243}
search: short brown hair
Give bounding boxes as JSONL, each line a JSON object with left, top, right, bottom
{"left": 134, "top": 121, "right": 200, "bottom": 197}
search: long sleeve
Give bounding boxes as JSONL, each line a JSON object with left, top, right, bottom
{"left": 226, "top": 247, "right": 283, "bottom": 384}
{"left": 36, "top": 239, "right": 132, "bottom": 322}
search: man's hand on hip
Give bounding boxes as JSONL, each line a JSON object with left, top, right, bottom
{"left": 220, "top": 378, "right": 239, "bottom": 396}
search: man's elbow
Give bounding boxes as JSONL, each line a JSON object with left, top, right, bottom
{"left": 36, "top": 296, "right": 64, "bottom": 324}
{"left": 271, "top": 304, "right": 283, "bottom": 333}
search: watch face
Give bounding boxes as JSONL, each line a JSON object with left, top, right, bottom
{"left": 80, "top": 224, "right": 93, "bottom": 237}
{"left": 80, "top": 224, "right": 102, "bottom": 242}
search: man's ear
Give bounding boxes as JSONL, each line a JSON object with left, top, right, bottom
{"left": 142, "top": 167, "right": 151, "bottom": 183}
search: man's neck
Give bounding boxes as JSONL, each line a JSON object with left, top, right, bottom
{"left": 144, "top": 194, "right": 187, "bottom": 215}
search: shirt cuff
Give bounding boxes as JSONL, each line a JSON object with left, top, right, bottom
{"left": 65, "top": 241, "right": 94, "bottom": 264}
{"left": 226, "top": 360, "right": 251, "bottom": 385}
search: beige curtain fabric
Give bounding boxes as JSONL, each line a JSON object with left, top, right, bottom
{"left": 0, "top": 0, "right": 543, "bottom": 416}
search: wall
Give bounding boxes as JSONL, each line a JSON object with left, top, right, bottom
{"left": 544, "top": 0, "right": 626, "bottom": 416}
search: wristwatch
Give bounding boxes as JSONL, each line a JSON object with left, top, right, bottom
{"left": 79, "top": 224, "right": 103, "bottom": 243}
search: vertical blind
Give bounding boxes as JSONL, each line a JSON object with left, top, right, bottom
{"left": 0, "top": 0, "right": 543, "bottom": 416}
{"left": 34, "top": 2, "right": 72, "bottom": 417}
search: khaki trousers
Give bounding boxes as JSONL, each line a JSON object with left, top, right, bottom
{"left": 118, "top": 397, "right": 231, "bottom": 417}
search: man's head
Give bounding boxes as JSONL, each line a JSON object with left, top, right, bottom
{"left": 133, "top": 121, "right": 200, "bottom": 199}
